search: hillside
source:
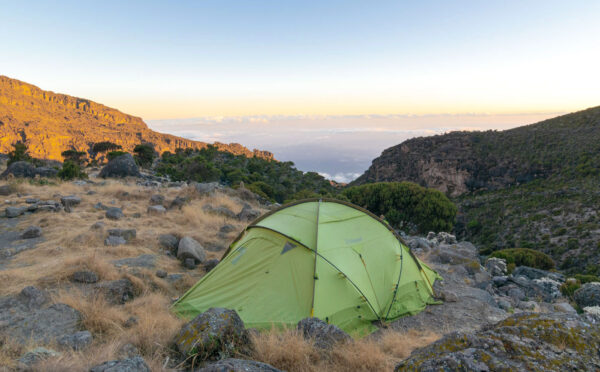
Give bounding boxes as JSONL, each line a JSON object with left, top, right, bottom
{"left": 355, "top": 107, "right": 600, "bottom": 274}
{"left": 0, "top": 76, "right": 273, "bottom": 161}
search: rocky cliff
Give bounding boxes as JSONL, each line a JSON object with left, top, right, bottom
{"left": 354, "top": 106, "right": 600, "bottom": 196}
{"left": 0, "top": 76, "right": 273, "bottom": 161}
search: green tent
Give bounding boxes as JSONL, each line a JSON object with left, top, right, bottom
{"left": 172, "top": 199, "right": 441, "bottom": 334}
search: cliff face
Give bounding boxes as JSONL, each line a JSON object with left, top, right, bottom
{"left": 354, "top": 106, "right": 600, "bottom": 196}
{"left": 0, "top": 76, "right": 273, "bottom": 161}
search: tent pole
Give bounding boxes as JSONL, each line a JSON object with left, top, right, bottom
{"left": 310, "top": 199, "right": 322, "bottom": 318}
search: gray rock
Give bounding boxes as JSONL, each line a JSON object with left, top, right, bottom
{"left": 147, "top": 204, "right": 166, "bottom": 215}
{"left": 512, "top": 266, "right": 564, "bottom": 282}
{"left": 237, "top": 204, "right": 261, "bottom": 221}
{"left": 94, "top": 202, "right": 109, "bottom": 210}
{"left": 204, "top": 258, "right": 220, "bottom": 272}
{"left": 57, "top": 330, "right": 93, "bottom": 350}
{"left": 0, "top": 184, "right": 13, "bottom": 195}
{"left": 496, "top": 298, "right": 512, "bottom": 311}
{"left": 90, "top": 356, "right": 150, "bottom": 372}
{"left": 177, "top": 236, "right": 206, "bottom": 263}
{"left": 149, "top": 194, "right": 165, "bottom": 205}
{"left": 203, "top": 204, "right": 237, "bottom": 218}
{"left": 95, "top": 279, "right": 135, "bottom": 304}
{"left": 35, "top": 166, "right": 58, "bottom": 178}
{"left": 1, "top": 161, "right": 36, "bottom": 178}
{"left": 71, "top": 270, "right": 99, "bottom": 284}
{"left": 91, "top": 221, "right": 106, "bottom": 230}
{"left": 167, "top": 274, "right": 183, "bottom": 283}
{"left": 26, "top": 197, "right": 40, "bottom": 204}
{"left": 61, "top": 195, "right": 82, "bottom": 212}
{"left": 21, "top": 225, "right": 42, "bottom": 239}
{"left": 108, "top": 228, "right": 136, "bottom": 242}
{"left": 507, "top": 287, "right": 526, "bottom": 301}
{"left": 184, "top": 258, "right": 196, "bottom": 269}
{"left": 194, "top": 182, "right": 223, "bottom": 195}
{"left": 492, "top": 275, "right": 509, "bottom": 287}
{"left": 485, "top": 257, "right": 507, "bottom": 276}
{"left": 554, "top": 302, "right": 577, "bottom": 314}
{"left": 156, "top": 269, "right": 167, "bottom": 278}
{"left": 297, "top": 317, "right": 351, "bottom": 349}
{"left": 5, "top": 206, "right": 26, "bottom": 218}
{"left": 99, "top": 154, "right": 141, "bottom": 178}
{"left": 159, "top": 234, "right": 179, "bottom": 252}
{"left": 105, "top": 235, "right": 127, "bottom": 246}
{"left": 169, "top": 195, "right": 189, "bottom": 209}
{"left": 18, "top": 286, "right": 49, "bottom": 308}
{"left": 219, "top": 224, "right": 236, "bottom": 234}
{"left": 118, "top": 343, "right": 140, "bottom": 358}
{"left": 517, "top": 300, "right": 538, "bottom": 311}
{"left": 395, "top": 312, "right": 600, "bottom": 371}
{"left": 174, "top": 307, "right": 251, "bottom": 359}
{"left": 112, "top": 254, "right": 156, "bottom": 268}
{"left": 574, "top": 282, "right": 600, "bottom": 308}
{"left": 105, "top": 207, "right": 124, "bottom": 220}
{"left": 197, "top": 358, "right": 283, "bottom": 372}
{"left": 124, "top": 316, "right": 139, "bottom": 328}
{"left": 18, "top": 347, "right": 60, "bottom": 367}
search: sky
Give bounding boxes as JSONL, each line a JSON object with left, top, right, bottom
{"left": 1, "top": 1, "right": 599, "bottom": 181}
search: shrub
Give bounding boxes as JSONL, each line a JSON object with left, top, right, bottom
{"left": 107, "top": 151, "right": 128, "bottom": 161}
{"left": 574, "top": 274, "right": 600, "bottom": 283}
{"left": 489, "top": 248, "right": 555, "bottom": 270}
{"left": 57, "top": 161, "right": 88, "bottom": 180}
{"left": 8, "top": 142, "right": 32, "bottom": 165}
{"left": 133, "top": 144, "right": 156, "bottom": 168}
{"left": 342, "top": 182, "right": 457, "bottom": 233}
{"left": 92, "top": 141, "right": 121, "bottom": 154}
{"left": 560, "top": 280, "right": 581, "bottom": 299}
{"left": 61, "top": 149, "right": 87, "bottom": 165}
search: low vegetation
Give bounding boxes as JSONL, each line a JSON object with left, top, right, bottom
{"left": 489, "top": 248, "right": 555, "bottom": 271}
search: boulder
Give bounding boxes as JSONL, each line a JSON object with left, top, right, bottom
{"left": 71, "top": 270, "right": 99, "bottom": 284}
{"left": 159, "top": 234, "right": 179, "bottom": 252}
{"left": 553, "top": 302, "right": 577, "bottom": 314}
{"left": 149, "top": 194, "right": 165, "bottom": 205}
{"left": 512, "top": 266, "right": 565, "bottom": 282}
{"left": 1, "top": 161, "right": 36, "bottom": 178}
{"left": 177, "top": 236, "right": 206, "bottom": 263}
{"left": 107, "top": 228, "right": 137, "bottom": 242}
{"left": 112, "top": 254, "right": 156, "bottom": 268}
{"left": 203, "top": 204, "right": 236, "bottom": 218}
{"left": 197, "top": 358, "right": 283, "bottom": 372}
{"left": 147, "top": 205, "right": 166, "bottom": 215}
{"left": 219, "top": 224, "right": 236, "bottom": 234}
{"left": 169, "top": 195, "right": 189, "bottom": 209}
{"left": 156, "top": 269, "right": 167, "bottom": 278}
{"left": 297, "top": 317, "right": 351, "bottom": 349}
{"left": 95, "top": 279, "right": 135, "bottom": 304}
{"left": 105, "top": 207, "right": 124, "bottom": 220}
{"left": 94, "top": 202, "right": 109, "bottom": 210}
{"left": 485, "top": 257, "right": 507, "bottom": 277}
{"left": 194, "top": 182, "right": 223, "bottom": 195}
{"left": 21, "top": 225, "right": 42, "bottom": 239}
{"left": 0, "top": 184, "right": 14, "bottom": 195}
{"left": 61, "top": 195, "right": 81, "bottom": 212}
{"left": 99, "top": 154, "right": 140, "bottom": 178}
{"left": 18, "top": 347, "right": 60, "bottom": 367}
{"left": 237, "top": 204, "right": 261, "bottom": 221}
{"left": 184, "top": 258, "right": 196, "bottom": 269}
{"left": 174, "top": 307, "right": 251, "bottom": 359}
{"left": 5, "top": 206, "right": 26, "bottom": 218}
{"left": 204, "top": 258, "right": 220, "bottom": 272}
{"left": 574, "top": 282, "right": 600, "bottom": 308}
{"left": 90, "top": 356, "right": 150, "bottom": 372}
{"left": 34, "top": 166, "right": 58, "bottom": 178}
{"left": 26, "top": 198, "right": 40, "bottom": 204}
{"left": 105, "top": 235, "right": 127, "bottom": 246}
{"left": 57, "top": 330, "right": 93, "bottom": 350}
{"left": 18, "top": 286, "right": 49, "bottom": 308}
{"left": 91, "top": 221, "right": 106, "bottom": 230}
{"left": 395, "top": 312, "right": 600, "bottom": 371}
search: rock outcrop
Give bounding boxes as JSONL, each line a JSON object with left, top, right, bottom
{"left": 0, "top": 75, "right": 273, "bottom": 162}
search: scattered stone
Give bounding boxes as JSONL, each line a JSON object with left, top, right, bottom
{"left": 159, "top": 234, "right": 179, "bottom": 252}
{"left": 18, "top": 347, "right": 60, "bottom": 367}
{"left": 485, "top": 257, "right": 507, "bottom": 277}
{"left": 18, "top": 286, "right": 49, "bottom": 308}
{"left": 174, "top": 307, "right": 251, "bottom": 359}
{"left": 149, "top": 194, "right": 165, "bottom": 204}
{"left": 119, "top": 343, "right": 140, "bottom": 358}
{"left": 132, "top": 212, "right": 141, "bottom": 218}
{"left": 156, "top": 269, "right": 167, "bottom": 278}
{"left": 194, "top": 182, "right": 222, "bottom": 195}
{"left": 57, "top": 331, "right": 93, "bottom": 351}
{"left": 0, "top": 184, "right": 13, "bottom": 195}
{"left": 492, "top": 275, "right": 509, "bottom": 287}
{"left": 507, "top": 287, "right": 526, "bottom": 301}
{"left": 99, "top": 153, "right": 141, "bottom": 178}
{"left": 237, "top": 204, "right": 261, "bottom": 221}
{"left": 219, "top": 224, "right": 236, "bottom": 234}
{"left": 204, "top": 258, "right": 220, "bottom": 272}
{"left": 184, "top": 258, "right": 196, "bottom": 269}
{"left": 574, "top": 282, "right": 600, "bottom": 308}
{"left": 90, "top": 356, "right": 150, "bottom": 372}
{"left": 166, "top": 274, "right": 183, "bottom": 283}
{"left": 517, "top": 300, "right": 538, "bottom": 311}
{"left": 297, "top": 317, "right": 351, "bottom": 349}
{"left": 169, "top": 195, "right": 189, "bottom": 209}
{"left": 106, "top": 207, "right": 124, "bottom": 220}
{"left": 35, "top": 166, "right": 58, "bottom": 178}
{"left": 60, "top": 195, "right": 81, "bottom": 212}
{"left": 94, "top": 202, "right": 109, "bottom": 210}
{"left": 512, "top": 266, "right": 565, "bottom": 282}
{"left": 95, "top": 279, "right": 135, "bottom": 304}
{"left": 177, "top": 236, "right": 206, "bottom": 263}
{"left": 496, "top": 298, "right": 512, "bottom": 311}
{"left": 108, "top": 228, "right": 137, "bottom": 242}
{"left": 21, "top": 225, "right": 42, "bottom": 239}
{"left": 71, "top": 270, "right": 99, "bottom": 284}
{"left": 5, "top": 206, "right": 26, "bottom": 218}
{"left": 124, "top": 316, "right": 139, "bottom": 328}
{"left": 203, "top": 204, "right": 237, "bottom": 218}
{"left": 105, "top": 235, "right": 127, "bottom": 246}
{"left": 26, "top": 197, "right": 40, "bottom": 204}
{"left": 197, "top": 358, "right": 283, "bottom": 372}
{"left": 147, "top": 205, "right": 166, "bottom": 215}
{"left": 91, "top": 221, "right": 106, "bottom": 230}
{"left": 553, "top": 302, "right": 577, "bottom": 314}
{"left": 112, "top": 254, "right": 156, "bottom": 268}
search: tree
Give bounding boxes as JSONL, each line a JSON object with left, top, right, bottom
{"left": 8, "top": 142, "right": 32, "bottom": 165}
{"left": 133, "top": 144, "right": 156, "bottom": 168}
{"left": 58, "top": 161, "right": 87, "bottom": 180}
{"left": 107, "top": 151, "right": 128, "bottom": 161}
{"left": 61, "top": 149, "right": 87, "bottom": 165}
{"left": 90, "top": 141, "right": 122, "bottom": 162}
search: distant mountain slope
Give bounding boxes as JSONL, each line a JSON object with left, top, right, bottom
{"left": 354, "top": 106, "right": 600, "bottom": 196}
{"left": 355, "top": 107, "right": 600, "bottom": 275}
{"left": 0, "top": 76, "right": 273, "bottom": 161}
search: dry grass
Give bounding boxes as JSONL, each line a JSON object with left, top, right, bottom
{"left": 251, "top": 327, "right": 439, "bottom": 372}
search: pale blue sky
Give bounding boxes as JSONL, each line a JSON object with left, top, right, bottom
{"left": 2, "top": 1, "right": 599, "bottom": 118}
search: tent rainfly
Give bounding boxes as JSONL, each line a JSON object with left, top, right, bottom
{"left": 172, "top": 199, "right": 441, "bottom": 334}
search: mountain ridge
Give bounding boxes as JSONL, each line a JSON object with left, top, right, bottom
{"left": 0, "top": 76, "right": 273, "bottom": 161}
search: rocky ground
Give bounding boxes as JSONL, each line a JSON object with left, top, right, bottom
{"left": 1, "top": 157, "right": 600, "bottom": 371}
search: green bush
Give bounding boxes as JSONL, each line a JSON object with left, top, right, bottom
{"left": 8, "top": 142, "right": 32, "bottom": 165}
{"left": 107, "top": 151, "right": 128, "bottom": 161}
{"left": 560, "top": 280, "right": 581, "bottom": 299}
{"left": 133, "top": 144, "right": 156, "bottom": 168}
{"left": 57, "top": 161, "right": 87, "bottom": 180}
{"left": 92, "top": 141, "right": 121, "bottom": 153}
{"left": 341, "top": 182, "right": 457, "bottom": 233}
{"left": 489, "top": 248, "right": 555, "bottom": 270}
{"left": 574, "top": 274, "right": 600, "bottom": 283}
{"left": 61, "top": 149, "right": 87, "bottom": 165}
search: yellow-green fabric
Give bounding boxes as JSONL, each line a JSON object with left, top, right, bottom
{"left": 172, "top": 200, "right": 441, "bottom": 334}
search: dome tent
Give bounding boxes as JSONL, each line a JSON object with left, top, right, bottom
{"left": 172, "top": 199, "right": 441, "bottom": 334}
